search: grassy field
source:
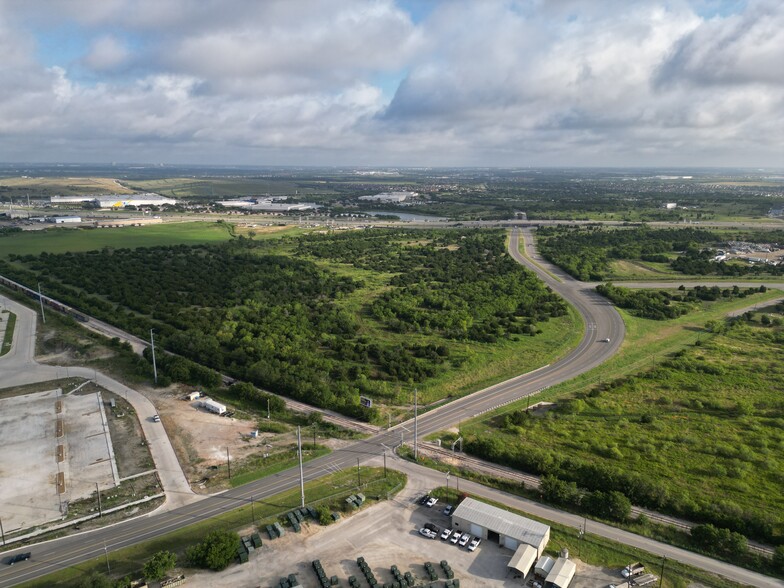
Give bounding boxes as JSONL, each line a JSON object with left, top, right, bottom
{"left": 0, "top": 310, "right": 15, "bottom": 356}
{"left": 532, "top": 289, "right": 784, "bottom": 400}
{"left": 457, "top": 295, "right": 784, "bottom": 544}
{"left": 0, "top": 176, "right": 135, "bottom": 198}
{"left": 20, "top": 467, "right": 406, "bottom": 588}
{"left": 0, "top": 222, "right": 237, "bottom": 257}
{"left": 121, "top": 177, "right": 329, "bottom": 198}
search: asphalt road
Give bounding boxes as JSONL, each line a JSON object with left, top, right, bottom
{"left": 0, "top": 230, "right": 780, "bottom": 587}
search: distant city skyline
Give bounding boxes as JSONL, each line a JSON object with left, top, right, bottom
{"left": 0, "top": 0, "right": 781, "bottom": 167}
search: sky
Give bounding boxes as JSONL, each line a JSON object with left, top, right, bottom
{"left": 0, "top": 0, "right": 782, "bottom": 167}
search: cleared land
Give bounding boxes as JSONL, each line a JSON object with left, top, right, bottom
{"left": 0, "top": 177, "right": 134, "bottom": 198}
{"left": 121, "top": 177, "right": 327, "bottom": 197}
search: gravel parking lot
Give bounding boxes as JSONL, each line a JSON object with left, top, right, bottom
{"left": 184, "top": 480, "right": 620, "bottom": 588}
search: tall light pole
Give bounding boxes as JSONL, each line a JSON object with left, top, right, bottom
{"left": 150, "top": 329, "right": 158, "bottom": 384}
{"left": 37, "top": 282, "right": 46, "bottom": 324}
{"left": 414, "top": 387, "right": 418, "bottom": 460}
{"left": 297, "top": 426, "right": 305, "bottom": 508}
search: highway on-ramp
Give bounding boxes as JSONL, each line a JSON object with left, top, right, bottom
{"left": 1, "top": 230, "right": 778, "bottom": 587}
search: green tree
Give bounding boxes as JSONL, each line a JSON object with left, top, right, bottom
{"left": 74, "top": 573, "right": 112, "bottom": 588}
{"left": 143, "top": 550, "right": 177, "bottom": 581}
{"left": 773, "top": 545, "right": 784, "bottom": 574}
{"left": 186, "top": 530, "right": 240, "bottom": 571}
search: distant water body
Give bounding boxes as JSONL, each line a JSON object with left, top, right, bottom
{"left": 360, "top": 211, "right": 448, "bottom": 222}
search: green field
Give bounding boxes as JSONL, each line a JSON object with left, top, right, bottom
{"left": 458, "top": 297, "right": 784, "bottom": 545}
{"left": 0, "top": 222, "right": 239, "bottom": 258}
{"left": 121, "top": 177, "right": 329, "bottom": 198}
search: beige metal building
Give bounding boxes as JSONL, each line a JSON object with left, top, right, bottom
{"left": 450, "top": 497, "right": 550, "bottom": 556}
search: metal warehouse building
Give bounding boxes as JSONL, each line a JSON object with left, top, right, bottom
{"left": 450, "top": 497, "right": 550, "bottom": 556}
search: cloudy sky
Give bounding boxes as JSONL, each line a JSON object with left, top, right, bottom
{"left": 0, "top": 0, "right": 782, "bottom": 167}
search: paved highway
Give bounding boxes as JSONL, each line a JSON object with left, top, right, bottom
{"left": 0, "top": 230, "right": 779, "bottom": 587}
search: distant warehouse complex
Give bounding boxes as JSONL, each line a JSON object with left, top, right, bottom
{"left": 50, "top": 193, "right": 177, "bottom": 208}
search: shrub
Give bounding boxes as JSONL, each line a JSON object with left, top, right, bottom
{"left": 186, "top": 530, "right": 240, "bottom": 571}
{"left": 143, "top": 550, "right": 177, "bottom": 581}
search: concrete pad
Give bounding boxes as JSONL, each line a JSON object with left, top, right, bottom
{"left": 0, "top": 389, "right": 119, "bottom": 533}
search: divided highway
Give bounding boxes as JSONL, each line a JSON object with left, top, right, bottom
{"left": 1, "top": 229, "right": 779, "bottom": 587}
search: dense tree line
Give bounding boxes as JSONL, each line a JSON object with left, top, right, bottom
{"left": 595, "top": 283, "right": 768, "bottom": 320}
{"left": 537, "top": 225, "right": 784, "bottom": 280}
{"left": 595, "top": 283, "right": 689, "bottom": 320}
{"left": 1, "top": 230, "right": 564, "bottom": 419}
{"left": 537, "top": 226, "right": 720, "bottom": 280}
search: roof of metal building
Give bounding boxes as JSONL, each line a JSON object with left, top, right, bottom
{"left": 508, "top": 544, "right": 538, "bottom": 575}
{"left": 452, "top": 497, "right": 549, "bottom": 547}
{"left": 545, "top": 557, "right": 576, "bottom": 588}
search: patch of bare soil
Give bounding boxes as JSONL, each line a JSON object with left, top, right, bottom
{"left": 149, "top": 385, "right": 297, "bottom": 489}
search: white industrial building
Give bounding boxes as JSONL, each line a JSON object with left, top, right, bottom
{"left": 358, "top": 191, "right": 417, "bottom": 203}
{"left": 96, "top": 194, "right": 177, "bottom": 208}
{"left": 250, "top": 201, "right": 316, "bottom": 212}
{"left": 450, "top": 497, "right": 550, "bottom": 556}
{"left": 508, "top": 544, "right": 538, "bottom": 577}
{"left": 50, "top": 195, "right": 95, "bottom": 204}
{"left": 201, "top": 399, "right": 227, "bottom": 415}
{"left": 52, "top": 216, "right": 82, "bottom": 224}
{"left": 50, "top": 193, "right": 177, "bottom": 208}
{"left": 544, "top": 557, "right": 576, "bottom": 588}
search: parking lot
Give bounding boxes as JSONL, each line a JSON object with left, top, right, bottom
{"left": 184, "top": 480, "right": 620, "bottom": 588}
{"left": 0, "top": 388, "right": 118, "bottom": 533}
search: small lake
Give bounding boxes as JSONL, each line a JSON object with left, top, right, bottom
{"left": 359, "top": 211, "right": 449, "bottom": 222}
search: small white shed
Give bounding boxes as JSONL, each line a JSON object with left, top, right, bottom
{"left": 535, "top": 555, "right": 555, "bottom": 578}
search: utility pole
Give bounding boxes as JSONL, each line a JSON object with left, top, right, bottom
{"left": 0, "top": 517, "right": 5, "bottom": 545}
{"left": 446, "top": 471, "right": 450, "bottom": 496}
{"left": 383, "top": 450, "right": 387, "bottom": 478}
{"left": 312, "top": 425, "right": 316, "bottom": 448}
{"left": 266, "top": 397, "right": 270, "bottom": 420}
{"left": 104, "top": 543, "right": 110, "bottom": 572}
{"left": 37, "top": 282, "right": 46, "bottom": 324}
{"left": 297, "top": 426, "right": 305, "bottom": 508}
{"left": 250, "top": 495, "right": 256, "bottom": 526}
{"left": 414, "top": 387, "right": 418, "bottom": 460}
{"left": 357, "top": 458, "right": 361, "bottom": 487}
{"left": 226, "top": 447, "right": 231, "bottom": 479}
{"left": 96, "top": 482, "right": 102, "bottom": 517}
{"left": 659, "top": 556, "right": 666, "bottom": 588}
{"left": 150, "top": 329, "right": 158, "bottom": 384}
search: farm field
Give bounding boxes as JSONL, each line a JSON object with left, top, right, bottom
{"left": 121, "top": 177, "right": 329, "bottom": 198}
{"left": 460, "top": 309, "right": 784, "bottom": 545}
{"left": 0, "top": 176, "right": 134, "bottom": 198}
{"left": 0, "top": 221, "right": 240, "bottom": 258}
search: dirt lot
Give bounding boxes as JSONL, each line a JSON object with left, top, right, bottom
{"left": 151, "top": 387, "right": 299, "bottom": 489}
{"left": 184, "top": 481, "right": 623, "bottom": 588}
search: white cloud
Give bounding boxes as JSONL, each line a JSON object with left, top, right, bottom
{"left": 0, "top": 0, "right": 781, "bottom": 166}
